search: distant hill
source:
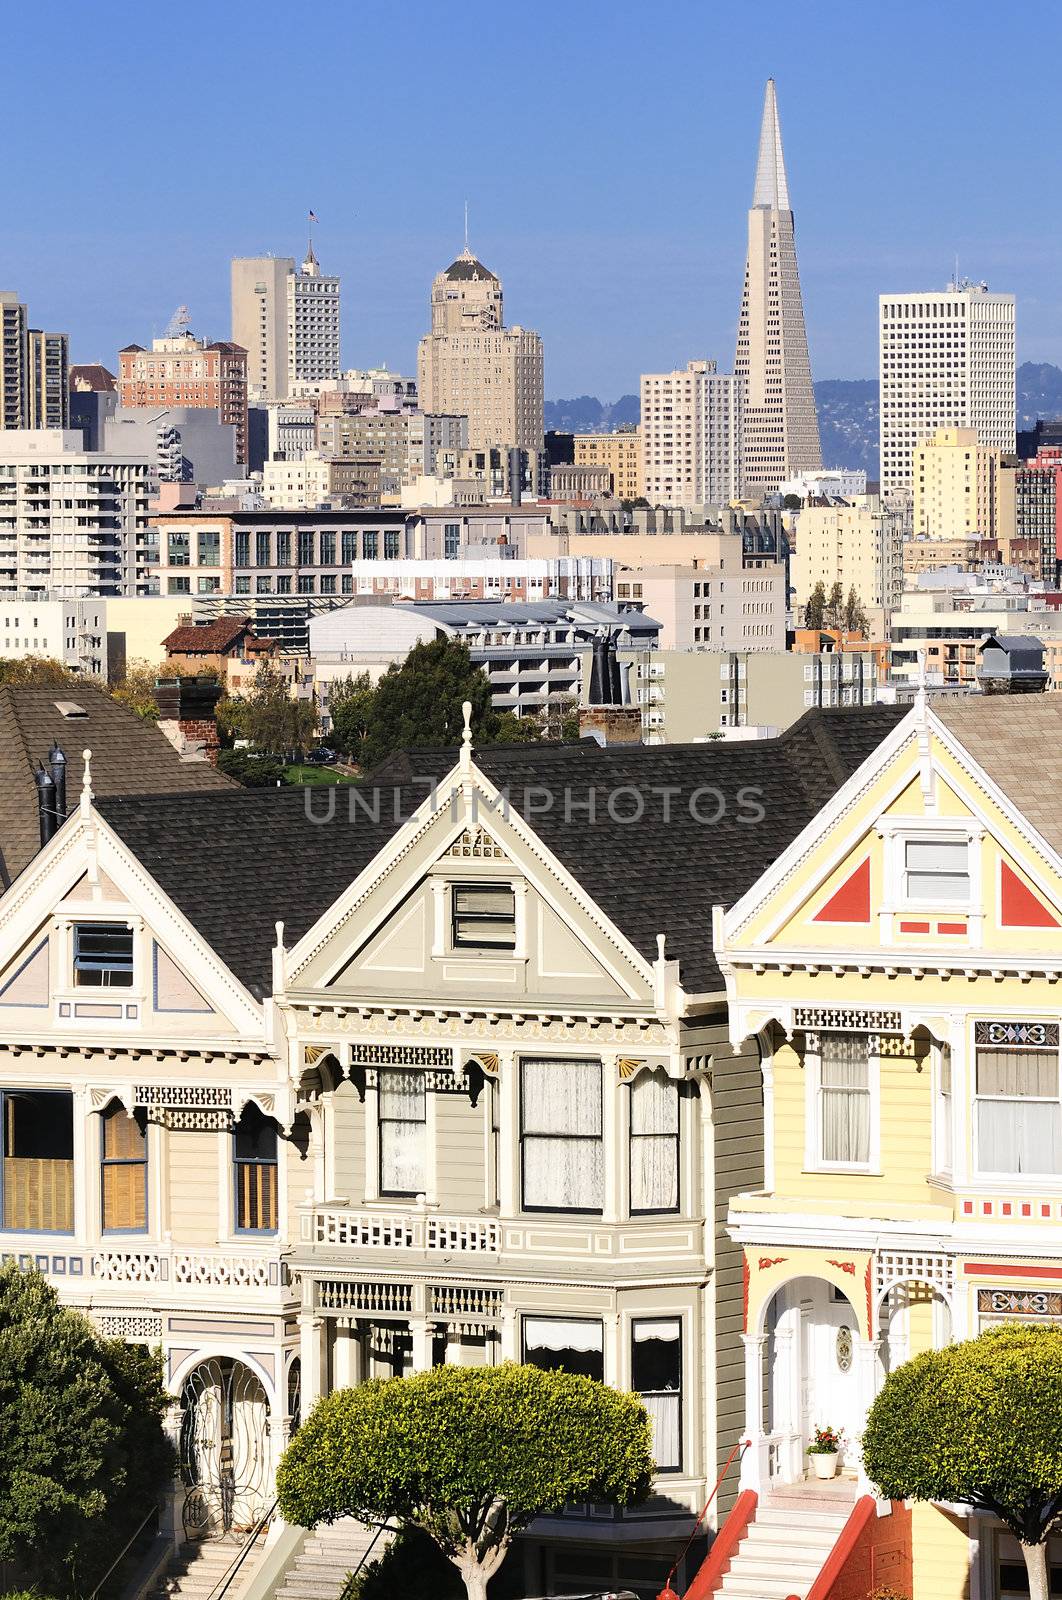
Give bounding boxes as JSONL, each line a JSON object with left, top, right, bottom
{"left": 548, "top": 362, "right": 1062, "bottom": 479}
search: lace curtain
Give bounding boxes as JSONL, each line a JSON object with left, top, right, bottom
{"left": 820, "top": 1034, "right": 870, "bottom": 1164}
{"left": 521, "top": 1058, "right": 603, "bottom": 1210}
{"left": 630, "top": 1071, "right": 679, "bottom": 1212}
{"left": 976, "top": 1048, "right": 1062, "bottom": 1174}
{"left": 379, "top": 1069, "right": 427, "bottom": 1194}
{"left": 632, "top": 1319, "right": 681, "bottom": 1471}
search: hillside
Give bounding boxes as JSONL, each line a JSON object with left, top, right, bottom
{"left": 548, "top": 363, "right": 1062, "bottom": 479}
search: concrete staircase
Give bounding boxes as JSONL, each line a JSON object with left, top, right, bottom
{"left": 151, "top": 1533, "right": 266, "bottom": 1600}
{"left": 713, "top": 1482, "right": 857, "bottom": 1600}
{"left": 273, "top": 1518, "right": 386, "bottom": 1600}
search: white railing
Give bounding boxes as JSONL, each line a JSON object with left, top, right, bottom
{"left": 88, "top": 1246, "right": 286, "bottom": 1292}
{"left": 311, "top": 1206, "right": 500, "bottom": 1255}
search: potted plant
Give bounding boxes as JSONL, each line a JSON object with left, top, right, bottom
{"left": 808, "top": 1424, "right": 843, "bottom": 1479}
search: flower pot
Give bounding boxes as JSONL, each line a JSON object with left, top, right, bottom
{"left": 810, "top": 1450, "right": 839, "bottom": 1480}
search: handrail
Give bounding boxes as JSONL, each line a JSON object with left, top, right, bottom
{"left": 206, "top": 1500, "right": 277, "bottom": 1600}
{"left": 801, "top": 1493, "right": 875, "bottom": 1600}
{"left": 656, "top": 1438, "right": 750, "bottom": 1600}
{"left": 85, "top": 1503, "right": 162, "bottom": 1600}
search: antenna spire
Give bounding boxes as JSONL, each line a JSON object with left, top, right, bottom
{"left": 464, "top": 199, "right": 469, "bottom": 253}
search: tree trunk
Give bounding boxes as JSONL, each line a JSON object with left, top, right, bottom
{"left": 457, "top": 1560, "right": 489, "bottom": 1600}
{"left": 1020, "top": 1541, "right": 1050, "bottom": 1600}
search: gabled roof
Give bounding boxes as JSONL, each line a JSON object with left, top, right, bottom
{"left": 163, "top": 617, "right": 256, "bottom": 653}
{"left": 96, "top": 706, "right": 907, "bottom": 1000}
{"left": 0, "top": 685, "right": 234, "bottom": 890}
{"left": 933, "top": 696, "right": 1062, "bottom": 858}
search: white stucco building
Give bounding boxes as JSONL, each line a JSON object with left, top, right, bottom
{"left": 640, "top": 361, "right": 742, "bottom": 507}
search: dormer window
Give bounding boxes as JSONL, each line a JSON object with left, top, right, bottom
{"left": 904, "top": 839, "right": 970, "bottom": 904}
{"left": 451, "top": 884, "right": 515, "bottom": 952}
{"left": 73, "top": 924, "right": 133, "bottom": 988}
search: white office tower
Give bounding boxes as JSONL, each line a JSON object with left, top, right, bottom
{"left": 734, "top": 78, "right": 822, "bottom": 497}
{"left": 287, "top": 243, "right": 341, "bottom": 387}
{"left": 641, "top": 361, "right": 742, "bottom": 506}
{"left": 231, "top": 247, "right": 341, "bottom": 400}
{"left": 879, "top": 281, "right": 1016, "bottom": 495}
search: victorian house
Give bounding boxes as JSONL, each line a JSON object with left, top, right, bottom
{"left": 712, "top": 691, "right": 1062, "bottom": 1600}
{"left": 0, "top": 700, "right": 904, "bottom": 1598}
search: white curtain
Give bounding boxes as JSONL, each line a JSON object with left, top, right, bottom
{"left": 630, "top": 1072, "right": 679, "bottom": 1212}
{"left": 976, "top": 1048, "right": 1062, "bottom": 1174}
{"left": 522, "top": 1059, "right": 603, "bottom": 1210}
{"left": 820, "top": 1034, "right": 870, "bottom": 1164}
{"left": 632, "top": 1319, "right": 681, "bottom": 1471}
{"left": 379, "top": 1069, "right": 426, "bottom": 1194}
{"left": 643, "top": 1392, "right": 681, "bottom": 1471}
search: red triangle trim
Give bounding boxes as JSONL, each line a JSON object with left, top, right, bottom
{"left": 814, "top": 857, "right": 870, "bottom": 923}
{"left": 1000, "top": 860, "right": 1060, "bottom": 928}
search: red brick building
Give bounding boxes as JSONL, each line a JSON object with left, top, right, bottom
{"left": 119, "top": 333, "right": 249, "bottom": 464}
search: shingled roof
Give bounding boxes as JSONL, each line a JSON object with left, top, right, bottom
{"left": 162, "top": 617, "right": 258, "bottom": 654}
{"left": 96, "top": 706, "right": 909, "bottom": 1001}
{"left": 0, "top": 685, "right": 234, "bottom": 890}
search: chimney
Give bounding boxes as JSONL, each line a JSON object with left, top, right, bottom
{"left": 48, "top": 742, "right": 67, "bottom": 818}
{"left": 34, "top": 766, "right": 58, "bottom": 848}
{"left": 156, "top": 676, "right": 223, "bottom": 763}
{"left": 977, "top": 634, "right": 1049, "bottom": 696}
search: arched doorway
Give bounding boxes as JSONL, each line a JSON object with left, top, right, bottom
{"left": 179, "top": 1357, "right": 272, "bottom": 1540}
{"left": 878, "top": 1279, "right": 953, "bottom": 1375}
{"left": 763, "top": 1276, "right": 863, "bottom": 1483}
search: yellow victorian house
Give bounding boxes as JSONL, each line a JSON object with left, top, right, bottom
{"left": 714, "top": 691, "right": 1062, "bottom": 1599}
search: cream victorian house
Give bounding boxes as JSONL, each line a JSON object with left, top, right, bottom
{"left": 0, "top": 702, "right": 905, "bottom": 1597}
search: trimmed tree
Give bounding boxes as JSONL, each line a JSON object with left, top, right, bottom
{"left": 863, "top": 1326, "right": 1062, "bottom": 1600}
{"left": 0, "top": 1263, "right": 172, "bottom": 1593}
{"left": 276, "top": 1364, "right": 653, "bottom": 1600}
{"left": 327, "top": 671, "right": 377, "bottom": 760}
{"left": 804, "top": 580, "right": 827, "bottom": 632}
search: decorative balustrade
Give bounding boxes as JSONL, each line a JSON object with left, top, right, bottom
{"left": 87, "top": 1246, "right": 288, "bottom": 1294}
{"left": 311, "top": 1207, "right": 500, "bottom": 1255}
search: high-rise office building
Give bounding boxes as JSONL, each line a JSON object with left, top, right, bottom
{"left": 118, "top": 333, "right": 249, "bottom": 464}
{"left": 733, "top": 79, "right": 821, "bottom": 496}
{"left": 640, "top": 361, "right": 742, "bottom": 506}
{"left": 879, "top": 282, "right": 1016, "bottom": 496}
{"left": 231, "top": 247, "right": 340, "bottom": 401}
{"left": 417, "top": 248, "right": 544, "bottom": 451}
{"left": 28, "top": 330, "right": 69, "bottom": 428}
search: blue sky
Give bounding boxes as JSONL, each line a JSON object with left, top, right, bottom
{"left": 7, "top": 0, "right": 1061, "bottom": 397}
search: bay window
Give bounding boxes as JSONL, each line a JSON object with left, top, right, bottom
{"left": 2, "top": 1090, "right": 73, "bottom": 1232}
{"left": 378, "top": 1069, "right": 426, "bottom": 1197}
{"left": 101, "top": 1105, "right": 148, "bottom": 1232}
{"left": 234, "top": 1105, "right": 278, "bottom": 1231}
{"left": 817, "top": 1033, "right": 871, "bottom": 1167}
{"left": 976, "top": 1047, "right": 1061, "bottom": 1175}
{"left": 521, "top": 1058, "right": 603, "bottom": 1213}
{"left": 632, "top": 1318, "right": 682, "bottom": 1472}
{"left": 629, "top": 1072, "right": 679, "bottom": 1213}
{"left": 522, "top": 1316, "right": 604, "bottom": 1381}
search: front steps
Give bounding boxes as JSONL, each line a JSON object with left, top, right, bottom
{"left": 151, "top": 1532, "right": 266, "bottom": 1600}
{"left": 713, "top": 1482, "right": 857, "bottom": 1600}
{"left": 274, "top": 1518, "right": 388, "bottom": 1600}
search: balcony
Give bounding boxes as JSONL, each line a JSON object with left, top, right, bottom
{"left": 5, "top": 1241, "right": 293, "bottom": 1307}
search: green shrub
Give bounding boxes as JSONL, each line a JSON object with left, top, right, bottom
{"left": 216, "top": 748, "right": 285, "bottom": 787}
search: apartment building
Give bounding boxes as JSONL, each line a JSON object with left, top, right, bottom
{"left": 913, "top": 426, "right": 1016, "bottom": 541}
{"left": 341, "top": 554, "right": 612, "bottom": 604}
{"left": 316, "top": 409, "right": 467, "bottom": 498}
{"left": 615, "top": 553, "right": 785, "bottom": 653}
{"left": 713, "top": 691, "right": 1062, "bottom": 1600}
{"left": 1016, "top": 447, "right": 1062, "bottom": 583}
{"left": 637, "top": 644, "right": 880, "bottom": 742}
{"left": 879, "top": 283, "right": 1016, "bottom": 495}
{"left": 231, "top": 249, "right": 341, "bottom": 402}
{"left": 574, "top": 427, "right": 643, "bottom": 500}
{"left": 0, "top": 295, "right": 69, "bottom": 429}
{"left": 0, "top": 293, "right": 28, "bottom": 428}
{"left": 0, "top": 430, "right": 152, "bottom": 597}
{"left": 417, "top": 248, "right": 543, "bottom": 451}
{"left": 0, "top": 598, "right": 106, "bottom": 676}
{"left": 793, "top": 500, "right": 905, "bottom": 626}
{"left": 119, "top": 334, "right": 249, "bottom": 465}
{"left": 889, "top": 586, "right": 1062, "bottom": 687}
{"left": 286, "top": 244, "right": 340, "bottom": 388}
{"left": 640, "top": 361, "right": 742, "bottom": 507}
{"left": 260, "top": 454, "right": 382, "bottom": 510}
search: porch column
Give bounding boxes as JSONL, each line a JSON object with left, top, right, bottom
{"left": 853, "top": 1337, "right": 883, "bottom": 1491}
{"left": 500, "top": 1306, "right": 518, "bottom": 1361}
{"left": 332, "top": 1324, "right": 356, "bottom": 1390}
{"left": 299, "top": 1311, "right": 326, "bottom": 1409}
{"left": 738, "top": 1333, "right": 766, "bottom": 1490}
{"left": 410, "top": 1317, "right": 435, "bottom": 1372}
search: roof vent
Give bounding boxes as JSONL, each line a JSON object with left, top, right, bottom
{"left": 53, "top": 701, "right": 88, "bottom": 719}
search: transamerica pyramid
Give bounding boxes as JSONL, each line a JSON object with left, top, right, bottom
{"left": 734, "top": 78, "right": 822, "bottom": 496}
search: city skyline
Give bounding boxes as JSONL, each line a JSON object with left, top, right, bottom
{"left": 5, "top": 0, "right": 1061, "bottom": 396}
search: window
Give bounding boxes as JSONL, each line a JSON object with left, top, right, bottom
{"left": 197, "top": 577, "right": 220, "bottom": 594}
{"left": 74, "top": 923, "right": 133, "bottom": 988}
{"left": 976, "top": 1047, "right": 1061, "bottom": 1175}
{"left": 297, "top": 530, "right": 314, "bottom": 566}
{"left": 168, "top": 577, "right": 191, "bottom": 595}
{"left": 451, "top": 882, "right": 516, "bottom": 950}
{"left": 101, "top": 1105, "right": 147, "bottom": 1231}
{"left": 255, "top": 530, "right": 271, "bottom": 567}
{"left": 630, "top": 1072, "right": 679, "bottom": 1213}
{"left": 936, "top": 1053, "right": 953, "bottom": 1173}
{"left": 363, "top": 531, "right": 378, "bottom": 560}
{"left": 197, "top": 530, "right": 221, "bottom": 566}
{"left": 234, "top": 1105, "right": 278, "bottom": 1231}
{"left": 521, "top": 1058, "right": 603, "bottom": 1212}
{"left": 522, "top": 1316, "right": 603, "bottom": 1381}
{"left": 276, "top": 531, "right": 291, "bottom": 566}
{"left": 384, "top": 529, "right": 400, "bottom": 559}
{"left": 632, "top": 1319, "right": 682, "bottom": 1471}
{"left": 319, "top": 532, "right": 336, "bottom": 566}
{"left": 2, "top": 1090, "right": 73, "bottom": 1231}
{"left": 320, "top": 575, "right": 336, "bottom": 595}
{"left": 818, "top": 1033, "right": 871, "bottom": 1166}
{"left": 167, "top": 530, "right": 190, "bottom": 567}
{"left": 234, "top": 530, "right": 250, "bottom": 567}
{"left": 378, "top": 1069, "right": 426, "bottom": 1196}
{"left": 904, "top": 838, "right": 970, "bottom": 902}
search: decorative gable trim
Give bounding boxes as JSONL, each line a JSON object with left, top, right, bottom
{"left": 1000, "top": 861, "right": 1060, "bottom": 929}
{"left": 812, "top": 859, "right": 870, "bottom": 924}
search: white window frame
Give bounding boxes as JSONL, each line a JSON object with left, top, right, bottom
{"left": 973, "top": 1044, "right": 1062, "bottom": 1182}
{"left": 876, "top": 817, "right": 985, "bottom": 944}
{"left": 803, "top": 1031, "right": 881, "bottom": 1175}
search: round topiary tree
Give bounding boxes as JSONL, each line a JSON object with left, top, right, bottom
{"left": 277, "top": 1363, "right": 654, "bottom": 1600}
{"left": 863, "top": 1325, "right": 1062, "bottom": 1600}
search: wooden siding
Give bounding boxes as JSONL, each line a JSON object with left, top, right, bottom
{"left": 330, "top": 1079, "right": 365, "bottom": 1205}
{"left": 434, "top": 1092, "right": 487, "bottom": 1213}
{"left": 167, "top": 1127, "right": 222, "bottom": 1245}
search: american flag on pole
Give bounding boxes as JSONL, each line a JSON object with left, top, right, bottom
{"left": 308, "top": 210, "right": 319, "bottom": 222}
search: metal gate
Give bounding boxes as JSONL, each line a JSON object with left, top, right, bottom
{"left": 179, "top": 1358, "right": 271, "bottom": 1541}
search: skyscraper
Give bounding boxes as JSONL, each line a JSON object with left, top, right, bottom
{"left": 640, "top": 360, "right": 742, "bottom": 506}
{"left": 879, "top": 283, "right": 1016, "bottom": 496}
{"left": 0, "top": 293, "right": 28, "bottom": 429}
{"left": 231, "top": 246, "right": 341, "bottom": 401}
{"left": 733, "top": 79, "right": 821, "bottom": 497}
{"left": 417, "top": 248, "right": 543, "bottom": 452}
{"left": 28, "top": 330, "right": 69, "bottom": 429}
